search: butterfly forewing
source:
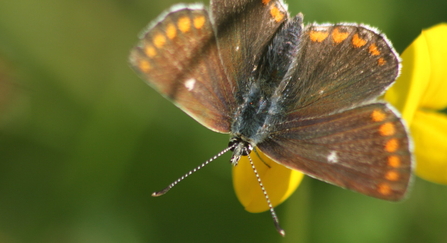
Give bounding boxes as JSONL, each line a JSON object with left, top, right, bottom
{"left": 211, "top": 0, "right": 289, "bottom": 92}
{"left": 130, "top": 7, "right": 235, "bottom": 133}
{"left": 258, "top": 103, "right": 412, "bottom": 200}
{"left": 279, "top": 24, "right": 400, "bottom": 119}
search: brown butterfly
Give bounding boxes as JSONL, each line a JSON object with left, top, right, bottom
{"left": 129, "top": 0, "right": 413, "bottom": 235}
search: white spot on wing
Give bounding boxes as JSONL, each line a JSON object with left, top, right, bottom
{"left": 184, "top": 78, "right": 196, "bottom": 91}
{"left": 327, "top": 151, "right": 338, "bottom": 163}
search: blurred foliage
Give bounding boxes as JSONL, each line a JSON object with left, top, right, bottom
{"left": 0, "top": 0, "right": 446, "bottom": 242}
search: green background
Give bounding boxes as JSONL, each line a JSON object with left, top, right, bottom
{"left": 0, "top": 0, "right": 446, "bottom": 242}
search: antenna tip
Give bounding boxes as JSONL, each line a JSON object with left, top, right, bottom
{"left": 152, "top": 188, "right": 169, "bottom": 197}
{"left": 274, "top": 222, "right": 285, "bottom": 236}
{"left": 278, "top": 229, "right": 286, "bottom": 237}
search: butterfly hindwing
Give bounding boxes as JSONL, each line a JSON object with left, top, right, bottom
{"left": 130, "top": 6, "right": 235, "bottom": 133}
{"left": 258, "top": 103, "right": 412, "bottom": 200}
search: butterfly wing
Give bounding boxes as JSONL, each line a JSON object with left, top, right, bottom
{"left": 129, "top": 6, "right": 234, "bottom": 133}
{"left": 130, "top": 1, "right": 290, "bottom": 133}
{"left": 211, "top": 0, "right": 289, "bottom": 94}
{"left": 257, "top": 24, "right": 411, "bottom": 200}
{"left": 275, "top": 24, "right": 400, "bottom": 119}
{"left": 258, "top": 103, "right": 412, "bottom": 200}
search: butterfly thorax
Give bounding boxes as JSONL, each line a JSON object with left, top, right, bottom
{"left": 229, "top": 79, "right": 285, "bottom": 165}
{"left": 231, "top": 82, "right": 271, "bottom": 138}
{"left": 227, "top": 16, "right": 304, "bottom": 165}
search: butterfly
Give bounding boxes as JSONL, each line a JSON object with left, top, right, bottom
{"left": 129, "top": 0, "right": 413, "bottom": 235}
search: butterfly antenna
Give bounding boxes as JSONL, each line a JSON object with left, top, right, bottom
{"left": 246, "top": 150, "right": 285, "bottom": 236}
{"left": 152, "top": 145, "right": 235, "bottom": 197}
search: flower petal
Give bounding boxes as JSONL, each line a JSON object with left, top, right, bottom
{"left": 385, "top": 23, "right": 447, "bottom": 123}
{"left": 385, "top": 23, "right": 447, "bottom": 185}
{"left": 412, "top": 109, "right": 447, "bottom": 184}
{"left": 419, "top": 24, "right": 447, "bottom": 109}
{"left": 384, "top": 30, "right": 428, "bottom": 123}
{"left": 233, "top": 149, "right": 304, "bottom": 213}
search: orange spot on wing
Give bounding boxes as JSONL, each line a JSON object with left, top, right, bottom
{"left": 378, "top": 58, "right": 386, "bottom": 66}
{"left": 166, "top": 23, "right": 177, "bottom": 39}
{"left": 369, "top": 43, "right": 381, "bottom": 56}
{"left": 310, "top": 30, "right": 329, "bottom": 42}
{"left": 388, "top": 156, "right": 401, "bottom": 168}
{"left": 178, "top": 16, "right": 191, "bottom": 33}
{"left": 138, "top": 60, "right": 151, "bottom": 72}
{"left": 153, "top": 34, "right": 166, "bottom": 48}
{"left": 385, "top": 171, "right": 399, "bottom": 181}
{"left": 379, "top": 122, "right": 396, "bottom": 136}
{"left": 385, "top": 138, "right": 399, "bottom": 153}
{"left": 193, "top": 15, "right": 206, "bottom": 29}
{"left": 270, "top": 6, "right": 285, "bottom": 22}
{"left": 377, "top": 183, "right": 391, "bottom": 195}
{"left": 262, "top": 0, "right": 271, "bottom": 5}
{"left": 331, "top": 28, "right": 349, "bottom": 44}
{"left": 144, "top": 45, "right": 156, "bottom": 58}
{"left": 352, "top": 33, "right": 367, "bottom": 48}
{"left": 371, "top": 109, "right": 386, "bottom": 122}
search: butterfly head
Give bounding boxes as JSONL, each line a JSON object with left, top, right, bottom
{"left": 228, "top": 136, "right": 253, "bottom": 166}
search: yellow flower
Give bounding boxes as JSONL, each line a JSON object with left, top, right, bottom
{"left": 385, "top": 23, "right": 447, "bottom": 184}
{"left": 233, "top": 23, "right": 447, "bottom": 213}
{"left": 233, "top": 150, "right": 303, "bottom": 213}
